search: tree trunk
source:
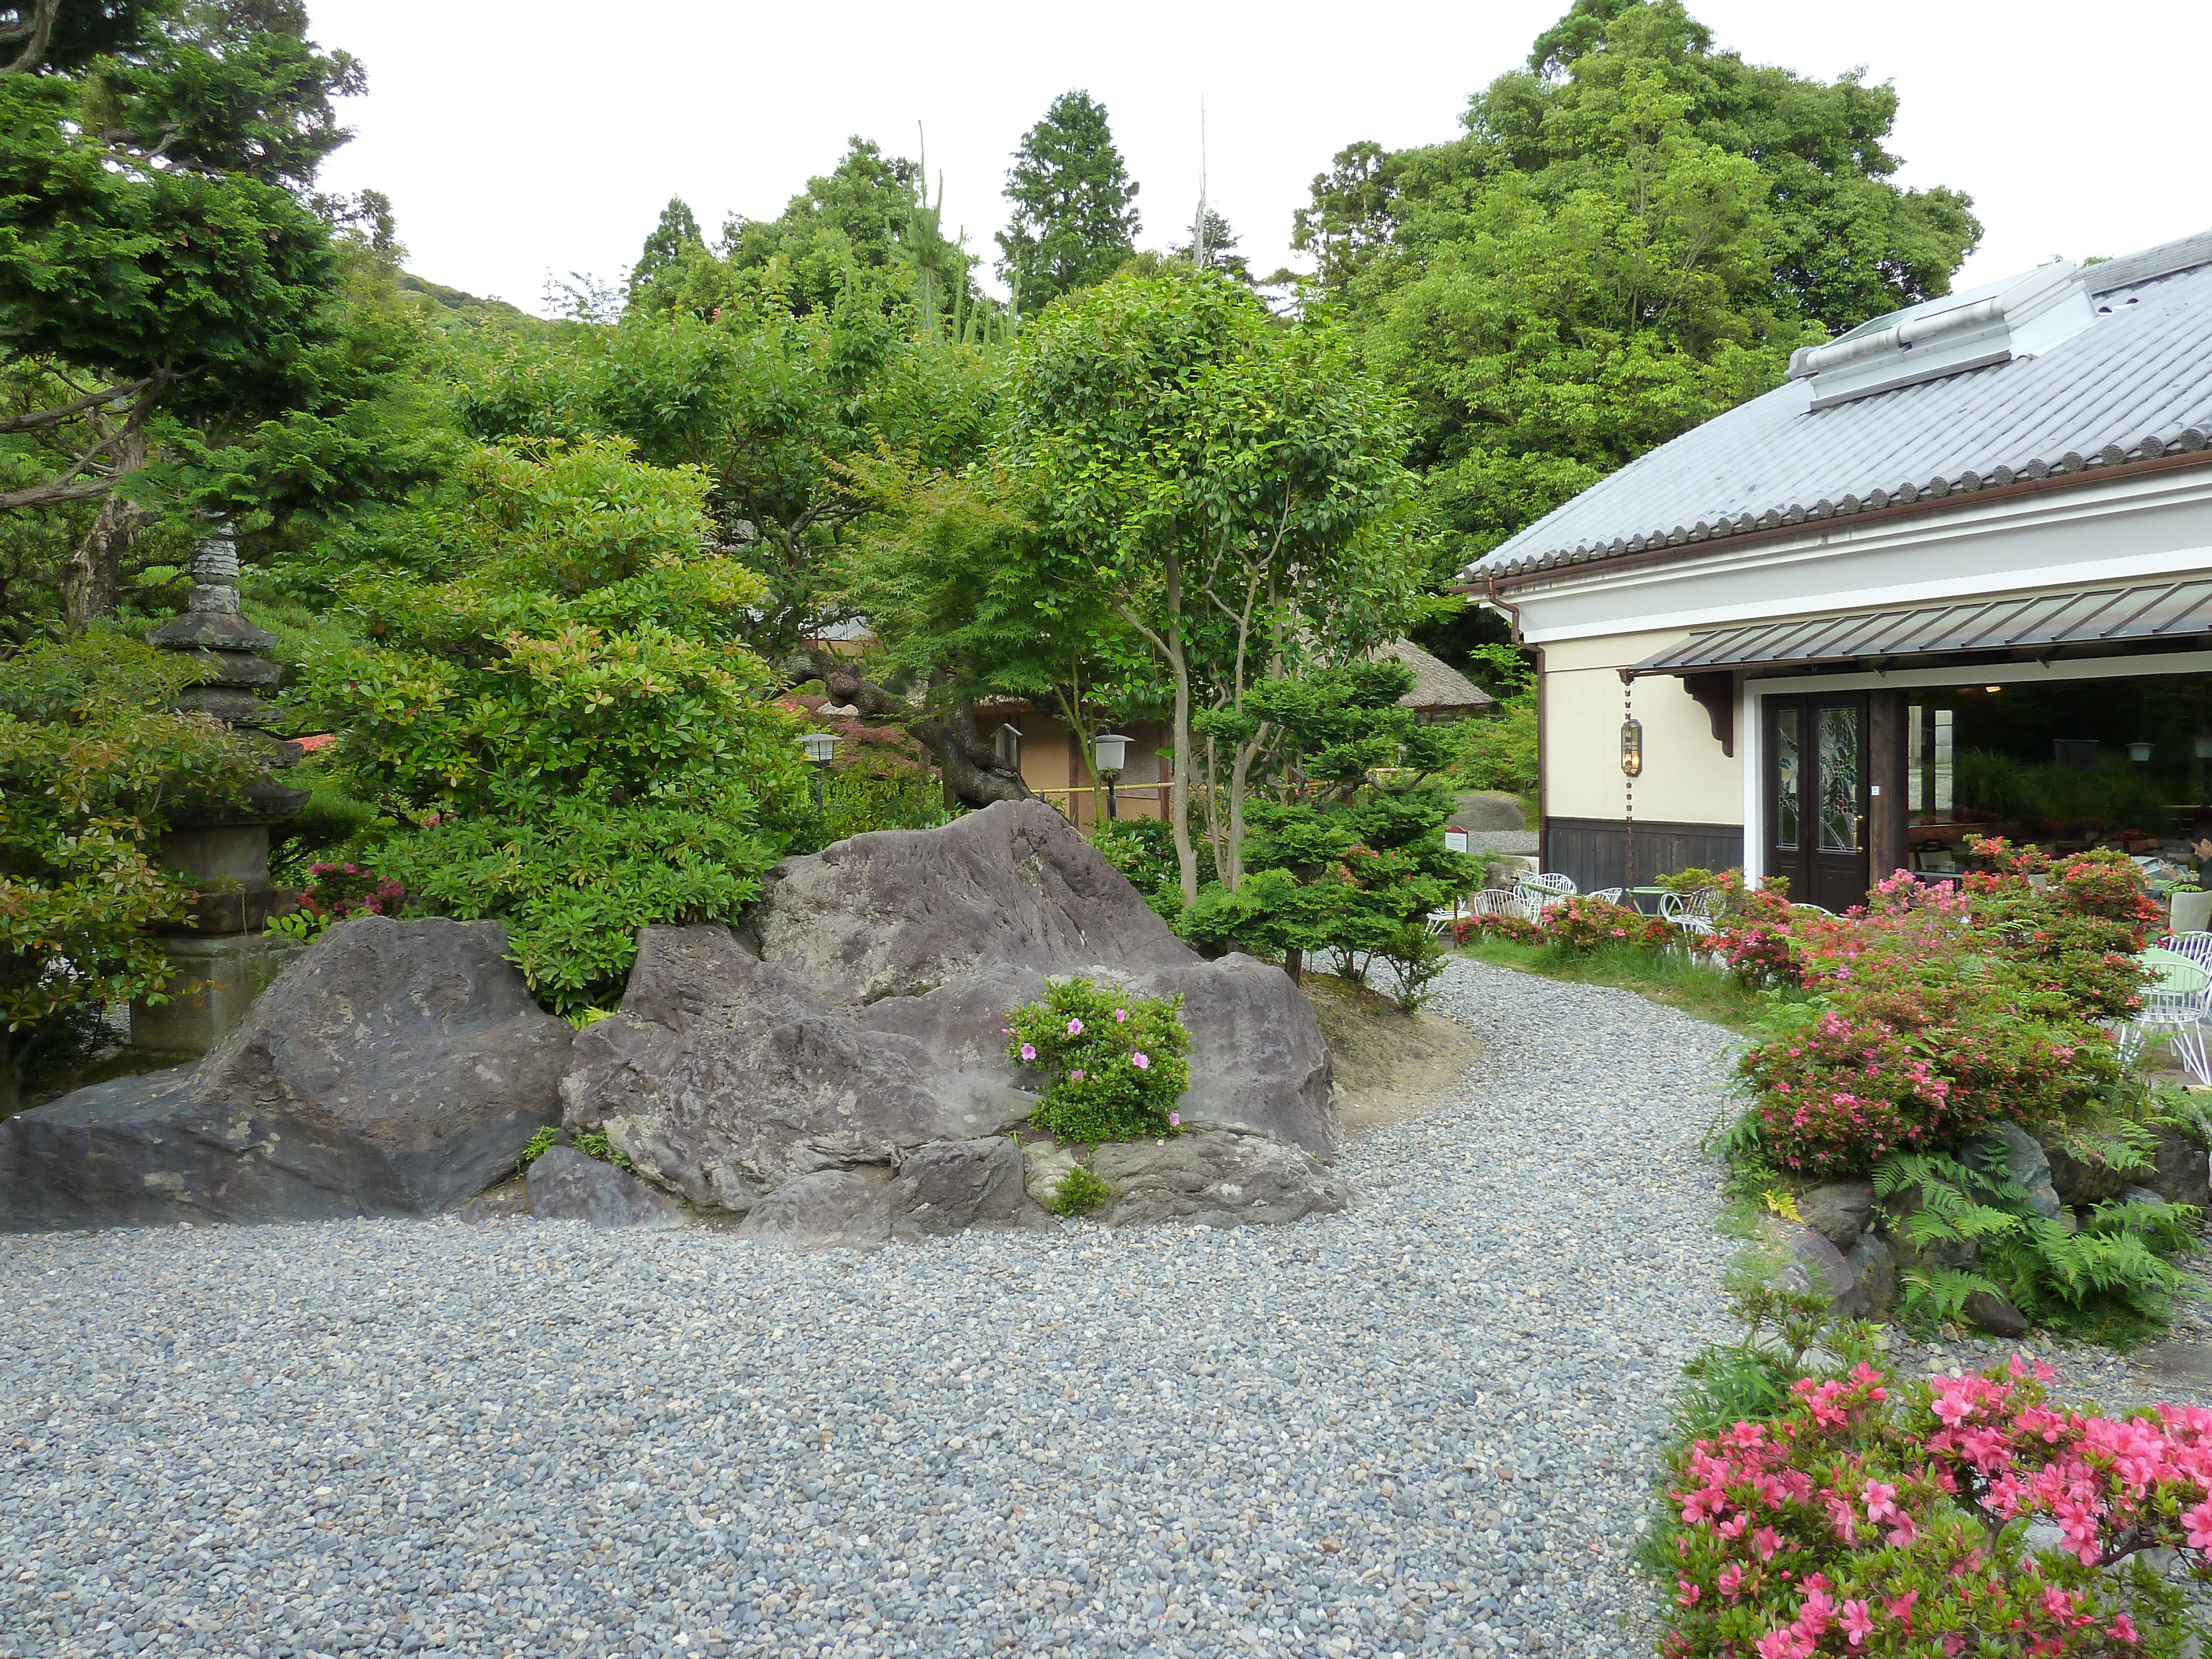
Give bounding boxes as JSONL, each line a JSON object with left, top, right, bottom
{"left": 1163, "top": 556, "right": 1198, "bottom": 909}
{"left": 1282, "top": 944, "right": 1302, "bottom": 985}
{"left": 794, "top": 648, "right": 1034, "bottom": 810}
{"left": 60, "top": 427, "right": 149, "bottom": 632}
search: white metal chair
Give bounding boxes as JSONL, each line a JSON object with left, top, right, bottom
{"left": 1513, "top": 872, "right": 1576, "bottom": 922}
{"left": 1660, "top": 887, "right": 1726, "bottom": 937}
{"left": 2119, "top": 943, "right": 2212, "bottom": 1084}
{"left": 1586, "top": 886, "right": 1626, "bottom": 906}
{"left": 1466, "top": 889, "right": 1528, "bottom": 923}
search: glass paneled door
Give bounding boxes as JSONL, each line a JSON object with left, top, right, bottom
{"left": 1764, "top": 694, "right": 1871, "bottom": 912}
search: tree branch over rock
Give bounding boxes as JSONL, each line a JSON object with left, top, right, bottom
{"left": 790, "top": 645, "right": 1034, "bottom": 809}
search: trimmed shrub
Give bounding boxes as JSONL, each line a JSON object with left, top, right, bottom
{"left": 1008, "top": 977, "right": 1190, "bottom": 1144}
{"left": 1547, "top": 894, "right": 1672, "bottom": 952}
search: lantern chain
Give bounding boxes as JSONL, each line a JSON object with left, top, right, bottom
{"left": 1623, "top": 677, "right": 1636, "bottom": 890}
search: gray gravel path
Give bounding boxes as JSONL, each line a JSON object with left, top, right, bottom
{"left": 0, "top": 958, "right": 1741, "bottom": 1659}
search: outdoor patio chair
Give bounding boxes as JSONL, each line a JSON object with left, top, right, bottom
{"left": 1512, "top": 871, "right": 1576, "bottom": 921}
{"left": 1587, "top": 886, "right": 1625, "bottom": 905}
{"left": 2119, "top": 944, "right": 2212, "bottom": 1085}
{"left": 1466, "top": 889, "right": 1526, "bottom": 921}
{"left": 1660, "top": 887, "right": 1726, "bottom": 936}
{"left": 2159, "top": 931, "right": 2212, "bottom": 977}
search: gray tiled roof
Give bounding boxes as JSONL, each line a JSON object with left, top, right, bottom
{"left": 1461, "top": 231, "right": 2212, "bottom": 583}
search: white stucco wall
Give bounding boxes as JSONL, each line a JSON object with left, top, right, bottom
{"left": 1541, "top": 633, "right": 1746, "bottom": 825}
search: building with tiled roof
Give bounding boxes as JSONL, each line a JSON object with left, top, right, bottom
{"left": 1463, "top": 230, "right": 2212, "bottom": 903}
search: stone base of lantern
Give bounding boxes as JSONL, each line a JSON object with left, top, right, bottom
{"left": 130, "top": 933, "right": 306, "bottom": 1057}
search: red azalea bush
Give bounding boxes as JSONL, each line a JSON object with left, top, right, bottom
{"left": 1734, "top": 846, "right": 2151, "bottom": 1175}
{"left": 1664, "top": 1354, "right": 2212, "bottom": 1657}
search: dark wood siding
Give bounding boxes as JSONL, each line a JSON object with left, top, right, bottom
{"left": 1542, "top": 817, "right": 1746, "bottom": 893}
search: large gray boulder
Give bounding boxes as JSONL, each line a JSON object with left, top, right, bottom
{"left": 0, "top": 918, "right": 570, "bottom": 1230}
{"left": 561, "top": 801, "right": 1340, "bottom": 1228}
{"left": 2143, "top": 1126, "right": 2211, "bottom": 1210}
{"left": 1958, "top": 1122, "right": 2063, "bottom": 1220}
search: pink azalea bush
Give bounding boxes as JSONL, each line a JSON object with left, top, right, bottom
{"left": 1007, "top": 977, "right": 1190, "bottom": 1144}
{"left": 1664, "top": 1354, "right": 2212, "bottom": 1656}
{"left": 1732, "top": 846, "right": 2152, "bottom": 1175}
{"left": 1546, "top": 893, "right": 1674, "bottom": 952}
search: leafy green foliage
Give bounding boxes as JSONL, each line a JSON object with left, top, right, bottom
{"left": 996, "top": 90, "right": 1141, "bottom": 310}
{"left": 521, "top": 1125, "right": 632, "bottom": 1172}
{"left": 1048, "top": 1162, "right": 1112, "bottom": 1217}
{"left": 1301, "top": 1, "right": 1979, "bottom": 567}
{"left": 1009, "top": 977, "right": 1190, "bottom": 1145}
{"left": 1185, "top": 660, "right": 1478, "bottom": 972}
{"left": 293, "top": 437, "right": 811, "bottom": 1010}
{"left": 1448, "top": 694, "right": 1537, "bottom": 794}
{"left": 0, "top": 630, "right": 257, "bottom": 1107}
{"left": 1875, "top": 1150, "right": 2194, "bottom": 1337}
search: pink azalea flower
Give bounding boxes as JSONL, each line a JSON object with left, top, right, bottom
{"left": 1066, "top": 1018, "right": 1084, "bottom": 1036}
{"left": 1168, "top": 1112, "right": 1180, "bottom": 1126}
{"left": 1840, "top": 1599, "right": 1874, "bottom": 1646}
{"left": 2110, "top": 1614, "right": 2139, "bottom": 1644}
{"left": 1674, "top": 1578, "right": 1699, "bottom": 1608}
{"left": 1070, "top": 1069, "right": 1084, "bottom": 1082}
{"left": 1114, "top": 1008, "right": 1128, "bottom": 1022}
{"left": 1131, "top": 1052, "right": 1150, "bottom": 1070}
{"left": 1019, "top": 1044, "right": 1037, "bottom": 1062}
{"left": 1751, "top": 1526, "right": 1783, "bottom": 1563}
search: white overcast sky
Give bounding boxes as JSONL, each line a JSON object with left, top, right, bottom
{"left": 304, "top": 1, "right": 2212, "bottom": 317}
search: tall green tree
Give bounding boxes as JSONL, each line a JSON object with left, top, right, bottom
{"left": 1003, "top": 268, "right": 1423, "bottom": 906}
{"left": 627, "top": 195, "right": 704, "bottom": 307}
{"left": 0, "top": 0, "right": 367, "bottom": 625}
{"left": 1299, "top": 0, "right": 1980, "bottom": 570}
{"left": 995, "top": 90, "right": 1140, "bottom": 310}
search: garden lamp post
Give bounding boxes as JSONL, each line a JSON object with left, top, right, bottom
{"left": 1092, "top": 732, "right": 1131, "bottom": 821}
{"left": 799, "top": 731, "right": 841, "bottom": 806}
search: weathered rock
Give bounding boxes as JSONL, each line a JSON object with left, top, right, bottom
{"left": 1958, "top": 1122, "right": 2063, "bottom": 1219}
{"left": 1776, "top": 1227, "right": 1851, "bottom": 1303}
{"left": 2143, "top": 1126, "right": 2211, "bottom": 1209}
{"left": 0, "top": 919, "right": 571, "bottom": 1230}
{"left": 1453, "top": 792, "right": 1526, "bottom": 832}
{"left": 2122, "top": 1185, "right": 2171, "bottom": 1209}
{"left": 1797, "top": 1181, "right": 1872, "bottom": 1249}
{"left": 1962, "top": 1288, "right": 2031, "bottom": 1338}
{"left": 855, "top": 1137, "right": 1045, "bottom": 1244}
{"left": 559, "top": 926, "right": 1034, "bottom": 1211}
{"left": 561, "top": 801, "right": 1342, "bottom": 1229}
{"left": 1838, "top": 1234, "right": 1897, "bottom": 1320}
{"left": 526, "top": 1146, "right": 686, "bottom": 1229}
{"left": 2040, "top": 1138, "right": 2135, "bottom": 1206}
{"left": 738, "top": 1170, "right": 885, "bottom": 1249}
{"left": 1086, "top": 1130, "right": 1350, "bottom": 1228}
{"left": 1022, "top": 1141, "right": 1082, "bottom": 1210}
{"left": 457, "top": 1179, "right": 530, "bottom": 1222}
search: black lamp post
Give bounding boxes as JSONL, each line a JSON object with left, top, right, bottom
{"left": 1092, "top": 732, "right": 1131, "bottom": 820}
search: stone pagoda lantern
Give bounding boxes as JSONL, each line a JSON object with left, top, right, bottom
{"left": 131, "top": 526, "right": 312, "bottom": 1053}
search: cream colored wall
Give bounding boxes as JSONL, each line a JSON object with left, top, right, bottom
{"left": 1541, "top": 631, "right": 1744, "bottom": 826}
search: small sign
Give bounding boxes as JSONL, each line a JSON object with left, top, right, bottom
{"left": 1444, "top": 826, "right": 1469, "bottom": 854}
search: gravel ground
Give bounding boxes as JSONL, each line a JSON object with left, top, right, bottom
{"left": 0, "top": 959, "right": 1749, "bottom": 1659}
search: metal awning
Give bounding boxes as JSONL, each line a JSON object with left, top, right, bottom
{"left": 1629, "top": 576, "right": 2212, "bottom": 677}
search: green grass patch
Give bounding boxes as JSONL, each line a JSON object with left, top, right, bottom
{"left": 1455, "top": 936, "right": 1769, "bottom": 1032}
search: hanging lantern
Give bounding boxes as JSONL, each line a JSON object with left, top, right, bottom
{"left": 2127, "top": 740, "right": 2153, "bottom": 763}
{"left": 1620, "top": 717, "right": 1644, "bottom": 778}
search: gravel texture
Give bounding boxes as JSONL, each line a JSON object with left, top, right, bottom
{"left": 0, "top": 958, "right": 1747, "bottom": 1659}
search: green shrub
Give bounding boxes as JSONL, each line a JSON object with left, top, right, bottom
{"left": 294, "top": 439, "right": 812, "bottom": 1011}
{"left": 815, "top": 760, "right": 953, "bottom": 845}
{"left": 1009, "top": 977, "right": 1191, "bottom": 1143}
{"left": 1376, "top": 919, "right": 1449, "bottom": 1012}
{"left": 1048, "top": 1163, "right": 1112, "bottom": 1217}
{"left": 264, "top": 861, "right": 406, "bottom": 944}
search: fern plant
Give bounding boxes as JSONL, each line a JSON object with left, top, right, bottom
{"left": 1874, "top": 1146, "right": 2195, "bottom": 1335}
